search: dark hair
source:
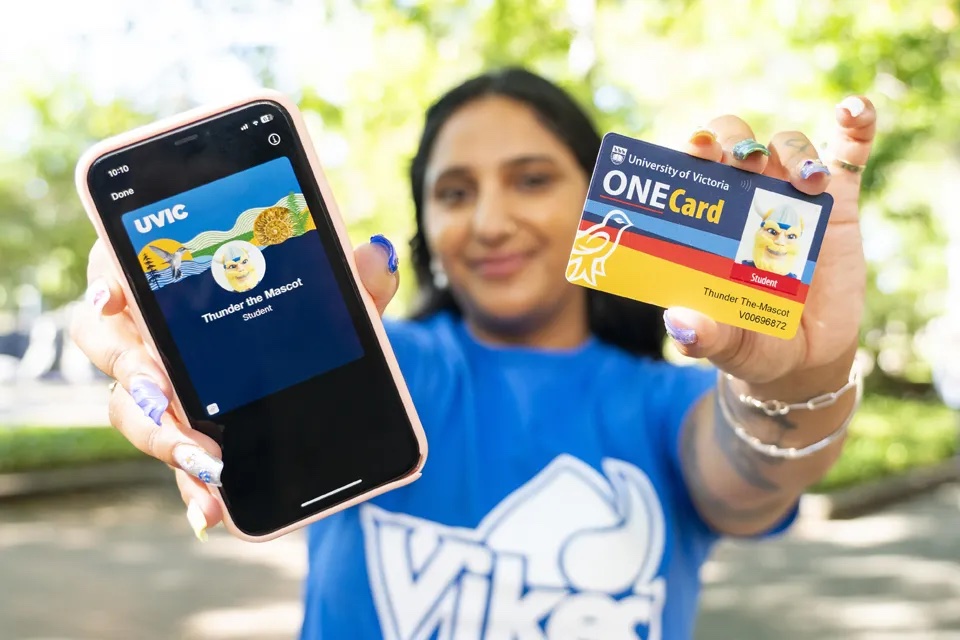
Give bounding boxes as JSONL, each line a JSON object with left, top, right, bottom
{"left": 409, "top": 67, "right": 666, "bottom": 359}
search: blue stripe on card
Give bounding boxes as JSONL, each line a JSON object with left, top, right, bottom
{"left": 583, "top": 199, "right": 815, "bottom": 285}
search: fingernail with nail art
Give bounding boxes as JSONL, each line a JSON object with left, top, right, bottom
{"left": 689, "top": 127, "right": 717, "bottom": 145}
{"left": 837, "top": 96, "right": 865, "bottom": 118}
{"left": 732, "top": 139, "right": 770, "bottom": 161}
{"left": 86, "top": 279, "right": 110, "bottom": 315}
{"left": 663, "top": 310, "right": 698, "bottom": 346}
{"left": 370, "top": 234, "right": 399, "bottom": 274}
{"left": 186, "top": 500, "right": 208, "bottom": 543}
{"left": 799, "top": 159, "right": 831, "bottom": 180}
{"left": 173, "top": 444, "right": 224, "bottom": 487}
{"left": 129, "top": 377, "right": 169, "bottom": 426}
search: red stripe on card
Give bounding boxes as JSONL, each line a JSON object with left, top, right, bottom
{"left": 729, "top": 263, "right": 801, "bottom": 295}
{"left": 598, "top": 194, "right": 664, "bottom": 216}
{"left": 578, "top": 219, "right": 809, "bottom": 302}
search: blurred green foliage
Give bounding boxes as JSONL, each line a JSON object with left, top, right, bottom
{"left": 2, "top": 396, "right": 954, "bottom": 493}
{"left": 1, "top": 0, "right": 957, "bottom": 397}
{"left": 813, "top": 396, "right": 958, "bottom": 492}
{"left": 0, "top": 90, "right": 150, "bottom": 310}
{"left": 0, "top": 426, "right": 141, "bottom": 474}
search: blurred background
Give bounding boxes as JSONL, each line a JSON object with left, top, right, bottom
{"left": 0, "top": 0, "right": 958, "bottom": 639}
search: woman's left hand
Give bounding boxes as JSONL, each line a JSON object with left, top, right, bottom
{"left": 667, "top": 97, "right": 877, "bottom": 382}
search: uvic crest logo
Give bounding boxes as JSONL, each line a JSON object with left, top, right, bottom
{"left": 610, "top": 145, "right": 628, "bottom": 165}
{"left": 360, "top": 455, "right": 667, "bottom": 640}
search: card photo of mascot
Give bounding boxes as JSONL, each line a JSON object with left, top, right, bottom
{"left": 740, "top": 201, "right": 806, "bottom": 279}
{"left": 212, "top": 240, "right": 266, "bottom": 293}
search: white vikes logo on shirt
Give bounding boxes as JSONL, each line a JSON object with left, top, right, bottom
{"left": 360, "top": 454, "right": 668, "bottom": 640}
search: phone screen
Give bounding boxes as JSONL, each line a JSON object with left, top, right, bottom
{"left": 86, "top": 101, "right": 421, "bottom": 536}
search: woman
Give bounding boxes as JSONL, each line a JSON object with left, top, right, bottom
{"left": 72, "top": 68, "right": 876, "bottom": 639}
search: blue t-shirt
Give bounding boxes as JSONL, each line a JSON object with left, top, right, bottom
{"left": 301, "top": 312, "right": 785, "bottom": 639}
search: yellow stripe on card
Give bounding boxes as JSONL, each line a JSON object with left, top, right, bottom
{"left": 575, "top": 246, "right": 804, "bottom": 339}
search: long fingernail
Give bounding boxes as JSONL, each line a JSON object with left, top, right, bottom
{"left": 186, "top": 500, "right": 208, "bottom": 543}
{"left": 732, "top": 139, "right": 770, "bottom": 161}
{"left": 86, "top": 278, "right": 110, "bottom": 316}
{"left": 129, "top": 377, "right": 169, "bottom": 426}
{"left": 663, "top": 310, "right": 697, "bottom": 345}
{"left": 837, "top": 96, "right": 865, "bottom": 118}
{"left": 799, "top": 158, "right": 831, "bottom": 180}
{"left": 370, "top": 234, "right": 399, "bottom": 274}
{"left": 689, "top": 127, "right": 717, "bottom": 145}
{"left": 173, "top": 444, "right": 223, "bottom": 487}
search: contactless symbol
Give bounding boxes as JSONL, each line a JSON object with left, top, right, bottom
{"left": 610, "top": 145, "right": 628, "bottom": 166}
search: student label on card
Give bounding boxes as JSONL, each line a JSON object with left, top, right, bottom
{"left": 566, "top": 133, "right": 833, "bottom": 339}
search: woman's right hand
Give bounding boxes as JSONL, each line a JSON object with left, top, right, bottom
{"left": 70, "top": 234, "right": 401, "bottom": 540}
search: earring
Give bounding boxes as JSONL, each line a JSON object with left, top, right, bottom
{"left": 430, "top": 257, "right": 449, "bottom": 289}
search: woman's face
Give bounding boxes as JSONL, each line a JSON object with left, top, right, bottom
{"left": 423, "top": 96, "right": 589, "bottom": 332}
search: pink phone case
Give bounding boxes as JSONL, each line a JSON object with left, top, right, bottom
{"left": 75, "top": 89, "right": 427, "bottom": 543}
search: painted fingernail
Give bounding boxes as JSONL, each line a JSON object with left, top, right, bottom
{"left": 370, "top": 234, "right": 399, "bottom": 274}
{"left": 129, "top": 377, "right": 169, "bottom": 426}
{"left": 173, "top": 444, "right": 223, "bottom": 487}
{"left": 799, "top": 158, "right": 831, "bottom": 180}
{"left": 663, "top": 310, "right": 697, "bottom": 346}
{"left": 86, "top": 278, "right": 110, "bottom": 316}
{"left": 732, "top": 139, "right": 770, "bottom": 161}
{"left": 837, "top": 96, "right": 865, "bottom": 118}
{"left": 186, "top": 500, "right": 208, "bottom": 543}
{"left": 689, "top": 127, "right": 717, "bottom": 145}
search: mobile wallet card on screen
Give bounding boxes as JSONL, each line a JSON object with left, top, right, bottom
{"left": 566, "top": 133, "right": 834, "bottom": 340}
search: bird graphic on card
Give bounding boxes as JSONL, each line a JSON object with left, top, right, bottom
{"left": 147, "top": 244, "right": 192, "bottom": 281}
{"left": 566, "top": 209, "right": 635, "bottom": 287}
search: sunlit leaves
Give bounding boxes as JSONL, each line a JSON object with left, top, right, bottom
{"left": 0, "top": 0, "right": 953, "bottom": 393}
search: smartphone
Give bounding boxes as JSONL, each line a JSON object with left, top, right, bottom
{"left": 75, "top": 90, "right": 427, "bottom": 542}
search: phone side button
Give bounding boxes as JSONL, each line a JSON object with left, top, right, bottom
{"left": 301, "top": 479, "right": 363, "bottom": 508}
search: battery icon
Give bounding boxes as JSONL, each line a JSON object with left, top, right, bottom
{"left": 260, "top": 114, "right": 274, "bottom": 124}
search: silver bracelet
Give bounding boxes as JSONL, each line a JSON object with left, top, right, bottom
{"left": 716, "top": 359, "right": 864, "bottom": 460}
{"left": 723, "top": 361, "right": 862, "bottom": 416}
